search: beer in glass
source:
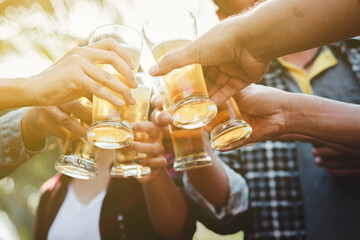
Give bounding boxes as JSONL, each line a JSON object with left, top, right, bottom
{"left": 153, "top": 78, "right": 212, "bottom": 171}
{"left": 86, "top": 24, "right": 143, "bottom": 149}
{"left": 170, "top": 125, "right": 212, "bottom": 171}
{"left": 111, "top": 74, "right": 152, "bottom": 178}
{"left": 206, "top": 97, "right": 252, "bottom": 151}
{"left": 55, "top": 97, "right": 99, "bottom": 179}
{"left": 143, "top": 8, "right": 217, "bottom": 129}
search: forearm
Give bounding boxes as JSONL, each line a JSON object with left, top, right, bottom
{"left": 142, "top": 168, "right": 189, "bottom": 239}
{"left": 286, "top": 93, "right": 360, "bottom": 150}
{"left": 0, "top": 77, "right": 38, "bottom": 110}
{"left": 186, "top": 144, "right": 229, "bottom": 211}
{"left": 275, "top": 134, "right": 360, "bottom": 155}
{"left": 237, "top": 0, "right": 360, "bottom": 61}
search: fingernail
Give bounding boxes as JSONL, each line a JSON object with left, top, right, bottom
{"left": 130, "top": 59, "right": 135, "bottom": 69}
{"left": 130, "top": 95, "right": 136, "bottom": 105}
{"left": 149, "top": 64, "right": 159, "bottom": 76}
{"left": 134, "top": 159, "right": 142, "bottom": 164}
{"left": 116, "top": 98, "right": 125, "bottom": 106}
{"left": 132, "top": 79, "right": 138, "bottom": 88}
{"left": 314, "top": 157, "right": 321, "bottom": 164}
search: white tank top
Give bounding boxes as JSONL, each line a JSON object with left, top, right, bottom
{"left": 47, "top": 184, "right": 106, "bottom": 240}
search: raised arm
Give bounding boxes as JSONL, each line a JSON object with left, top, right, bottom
{"left": 0, "top": 39, "right": 137, "bottom": 110}
{"left": 129, "top": 121, "right": 195, "bottom": 239}
{"left": 149, "top": 0, "right": 360, "bottom": 105}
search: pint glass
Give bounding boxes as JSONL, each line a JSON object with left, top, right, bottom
{"left": 143, "top": 8, "right": 217, "bottom": 129}
{"left": 55, "top": 97, "right": 99, "bottom": 179}
{"left": 153, "top": 78, "right": 212, "bottom": 171}
{"left": 170, "top": 125, "right": 212, "bottom": 171}
{"left": 110, "top": 74, "right": 152, "bottom": 178}
{"left": 206, "top": 97, "right": 252, "bottom": 151}
{"left": 86, "top": 24, "right": 143, "bottom": 149}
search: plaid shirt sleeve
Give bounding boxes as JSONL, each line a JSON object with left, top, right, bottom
{"left": 0, "top": 108, "right": 46, "bottom": 167}
{"left": 182, "top": 159, "right": 249, "bottom": 232}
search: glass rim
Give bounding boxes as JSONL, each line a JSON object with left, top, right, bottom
{"left": 142, "top": 7, "right": 197, "bottom": 39}
{"left": 89, "top": 23, "right": 143, "bottom": 44}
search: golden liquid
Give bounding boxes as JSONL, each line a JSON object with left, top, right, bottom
{"left": 62, "top": 97, "right": 97, "bottom": 161}
{"left": 92, "top": 46, "right": 141, "bottom": 123}
{"left": 151, "top": 39, "right": 209, "bottom": 105}
{"left": 88, "top": 46, "right": 141, "bottom": 146}
{"left": 170, "top": 126, "right": 207, "bottom": 161}
{"left": 152, "top": 40, "right": 216, "bottom": 127}
{"left": 130, "top": 85, "right": 151, "bottom": 123}
{"left": 158, "top": 86, "right": 173, "bottom": 113}
{"left": 114, "top": 148, "right": 136, "bottom": 165}
{"left": 206, "top": 97, "right": 243, "bottom": 132}
{"left": 115, "top": 85, "right": 152, "bottom": 162}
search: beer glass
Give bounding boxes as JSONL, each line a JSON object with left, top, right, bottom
{"left": 170, "top": 125, "right": 212, "bottom": 171}
{"left": 206, "top": 98, "right": 252, "bottom": 151}
{"left": 143, "top": 8, "right": 217, "bottom": 129}
{"left": 86, "top": 24, "right": 143, "bottom": 149}
{"left": 153, "top": 78, "right": 212, "bottom": 171}
{"left": 55, "top": 97, "right": 99, "bottom": 179}
{"left": 110, "top": 74, "right": 152, "bottom": 178}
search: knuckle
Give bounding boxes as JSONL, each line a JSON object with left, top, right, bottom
{"left": 66, "top": 100, "right": 81, "bottom": 111}
{"left": 71, "top": 46, "right": 82, "bottom": 53}
{"left": 58, "top": 114, "right": 73, "bottom": 127}
{"left": 104, "top": 38, "right": 116, "bottom": 47}
{"left": 109, "top": 51, "right": 118, "bottom": 59}
{"left": 69, "top": 54, "right": 83, "bottom": 63}
{"left": 92, "top": 82, "right": 103, "bottom": 92}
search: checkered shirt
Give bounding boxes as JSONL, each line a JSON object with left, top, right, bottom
{"left": 216, "top": 38, "right": 360, "bottom": 240}
{"left": 219, "top": 141, "right": 306, "bottom": 240}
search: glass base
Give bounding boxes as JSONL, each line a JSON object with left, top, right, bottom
{"left": 55, "top": 155, "right": 97, "bottom": 180}
{"left": 87, "top": 121, "right": 133, "bottom": 149}
{"left": 210, "top": 119, "right": 252, "bottom": 151}
{"left": 173, "top": 153, "right": 212, "bottom": 171}
{"left": 171, "top": 97, "right": 217, "bottom": 129}
{"left": 110, "top": 163, "right": 151, "bottom": 178}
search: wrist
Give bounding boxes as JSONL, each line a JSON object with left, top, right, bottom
{"left": 281, "top": 92, "right": 307, "bottom": 135}
{"left": 27, "top": 75, "right": 46, "bottom": 106}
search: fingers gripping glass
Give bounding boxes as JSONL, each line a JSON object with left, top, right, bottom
{"left": 206, "top": 97, "right": 252, "bottom": 151}
{"left": 86, "top": 24, "right": 143, "bottom": 149}
{"left": 143, "top": 8, "right": 217, "bottom": 129}
{"left": 110, "top": 74, "right": 153, "bottom": 178}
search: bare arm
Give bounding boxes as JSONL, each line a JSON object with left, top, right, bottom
{"left": 241, "top": 0, "right": 360, "bottom": 61}
{"left": 142, "top": 168, "right": 190, "bottom": 239}
{"left": 129, "top": 121, "right": 192, "bottom": 239}
{"left": 0, "top": 39, "right": 137, "bottom": 111}
{"left": 286, "top": 93, "right": 360, "bottom": 150}
{"left": 232, "top": 84, "right": 360, "bottom": 150}
{"left": 150, "top": 0, "right": 360, "bottom": 105}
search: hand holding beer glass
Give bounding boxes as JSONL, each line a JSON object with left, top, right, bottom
{"left": 206, "top": 97, "right": 252, "bottom": 151}
{"left": 152, "top": 78, "right": 212, "bottom": 171}
{"left": 86, "top": 24, "right": 143, "bottom": 149}
{"left": 111, "top": 74, "right": 153, "bottom": 178}
{"left": 143, "top": 8, "right": 217, "bottom": 129}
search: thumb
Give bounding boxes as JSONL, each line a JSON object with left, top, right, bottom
{"left": 148, "top": 44, "right": 197, "bottom": 76}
